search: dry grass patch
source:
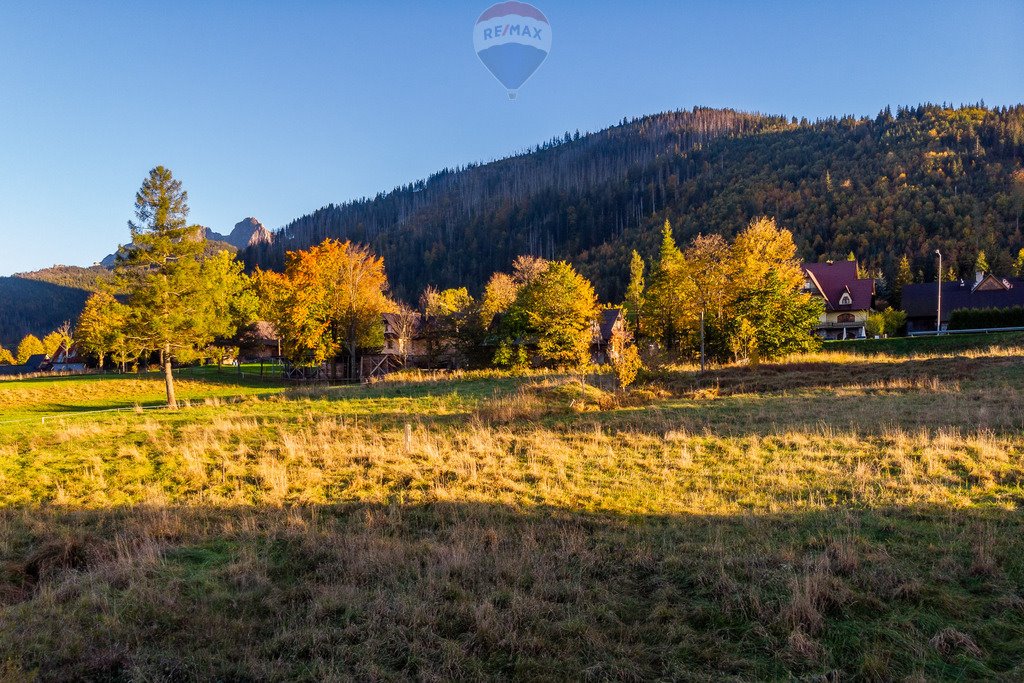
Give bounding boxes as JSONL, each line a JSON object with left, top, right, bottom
{"left": 0, "top": 344, "right": 1022, "bottom": 678}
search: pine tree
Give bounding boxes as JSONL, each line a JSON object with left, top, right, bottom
{"left": 116, "top": 166, "right": 244, "bottom": 407}
{"left": 1013, "top": 248, "right": 1024, "bottom": 277}
{"left": 975, "top": 250, "right": 990, "bottom": 274}
{"left": 623, "top": 250, "right": 645, "bottom": 333}
{"left": 893, "top": 255, "right": 914, "bottom": 309}
{"left": 1013, "top": 169, "right": 1024, "bottom": 235}
{"left": 644, "top": 219, "right": 684, "bottom": 348}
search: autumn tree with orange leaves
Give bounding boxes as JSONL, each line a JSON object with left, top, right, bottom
{"left": 256, "top": 239, "right": 393, "bottom": 378}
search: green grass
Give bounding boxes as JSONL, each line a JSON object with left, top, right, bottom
{"left": 1, "top": 346, "right": 1024, "bottom": 679}
{"left": 0, "top": 366, "right": 288, "bottom": 423}
{"left": 824, "top": 330, "right": 1024, "bottom": 356}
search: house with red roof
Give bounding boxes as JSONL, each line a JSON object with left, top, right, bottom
{"left": 801, "top": 261, "right": 876, "bottom": 340}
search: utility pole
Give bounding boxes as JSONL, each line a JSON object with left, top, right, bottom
{"left": 935, "top": 249, "right": 942, "bottom": 334}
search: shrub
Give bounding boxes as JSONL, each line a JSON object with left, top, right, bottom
{"left": 613, "top": 345, "right": 643, "bottom": 389}
{"left": 948, "top": 306, "right": 1024, "bottom": 330}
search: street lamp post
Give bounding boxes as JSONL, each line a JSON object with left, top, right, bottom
{"left": 935, "top": 249, "right": 942, "bottom": 334}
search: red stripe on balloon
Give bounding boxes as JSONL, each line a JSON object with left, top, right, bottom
{"left": 477, "top": 2, "right": 548, "bottom": 24}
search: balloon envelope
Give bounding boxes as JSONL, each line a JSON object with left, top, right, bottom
{"left": 473, "top": 2, "right": 551, "bottom": 97}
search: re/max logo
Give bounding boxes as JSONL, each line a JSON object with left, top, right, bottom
{"left": 482, "top": 23, "right": 543, "bottom": 41}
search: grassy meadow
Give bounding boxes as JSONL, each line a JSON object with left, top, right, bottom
{"left": 1, "top": 336, "right": 1023, "bottom": 680}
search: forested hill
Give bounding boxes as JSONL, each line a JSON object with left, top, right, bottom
{"left": 0, "top": 278, "right": 92, "bottom": 350}
{"left": 243, "top": 104, "right": 1024, "bottom": 303}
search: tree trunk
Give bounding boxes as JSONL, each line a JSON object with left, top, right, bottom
{"left": 163, "top": 343, "right": 178, "bottom": 409}
{"left": 348, "top": 327, "right": 358, "bottom": 381}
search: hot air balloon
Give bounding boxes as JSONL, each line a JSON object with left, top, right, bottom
{"left": 473, "top": 2, "right": 551, "bottom": 99}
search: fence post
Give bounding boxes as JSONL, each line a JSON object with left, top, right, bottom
{"left": 404, "top": 423, "right": 413, "bottom": 453}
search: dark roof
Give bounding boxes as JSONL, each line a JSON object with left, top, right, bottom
{"left": 236, "top": 321, "right": 280, "bottom": 347}
{"left": 0, "top": 354, "right": 47, "bottom": 377}
{"left": 802, "top": 261, "right": 874, "bottom": 311}
{"left": 902, "top": 276, "right": 1024, "bottom": 321}
{"left": 382, "top": 312, "right": 423, "bottom": 335}
{"left": 596, "top": 308, "right": 623, "bottom": 343}
{"left": 249, "top": 321, "right": 280, "bottom": 343}
{"left": 51, "top": 343, "right": 87, "bottom": 365}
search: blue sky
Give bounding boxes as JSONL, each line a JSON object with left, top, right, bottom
{"left": 0, "top": 0, "right": 1021, "bottom": 275}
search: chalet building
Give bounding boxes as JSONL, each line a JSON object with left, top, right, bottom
{"left": 381, "top": 312, "right": 428, "bottom": 358}
{"left": 591, "top": 308, "right": 625, "bottom": 364}
{"left": 48, "top": 344, "right": 88, "bottom": 372}
{"left": 361, "top": 312, "right": 430, "bottom": 380}
{"left": 902, "top": 271, "right": 1024, "bottom": 333}
{"left": 236, "top": 321, "right": 281, "bottom": 361}
{"left": 801, "top": 261, "right": 875, "bottom": 340}
{"left": 0, "top": 354, "right": 47, "bottom": 377}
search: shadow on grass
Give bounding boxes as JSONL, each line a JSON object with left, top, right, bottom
{"left": 0, "top": 501, "right": 1021, "bottom": 680}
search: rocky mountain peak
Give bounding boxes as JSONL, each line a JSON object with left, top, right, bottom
{"left": 226, "top": 217, "right": 273, "bottom": 249}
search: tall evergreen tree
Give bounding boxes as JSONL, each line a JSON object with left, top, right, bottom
{"left": 975, "top": 250, "right": 990, "bottom": 275}
{"left": 623, "top": 250, "right": 645, "bottom": 333}
{"left": 116, "top": 166, "right": 241, "bottom": 407}
{"left": 893, "top": 255, "right": 914, "bottom": 309}
{"left": 644, "top": 219, "right": 684, "bottom": 348}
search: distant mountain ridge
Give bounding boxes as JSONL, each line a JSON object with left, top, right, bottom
{"left": 242, "top": 104, "right": 1024, "bottom": 304}
{"left": 207, "top": 217, "right": 274, "bottom": 250}
{"left": 100, "top": 218, "right": 273, "bottom": 267}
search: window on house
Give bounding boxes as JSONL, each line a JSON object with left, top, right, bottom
{"left": 837, "top": 313, "right": 855, "bottom": 323}
{"left": 839, "top": 292, "right": 852, "bottom": 305}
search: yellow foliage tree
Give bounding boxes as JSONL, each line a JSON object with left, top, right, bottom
{"left": 42, "top": 331, "right": 64, "bottom": 357}
{"left": 76, "top": 291, "right": 131, "bottom": 369}
{"left": 479, "top": 272, "right": 519, "bottom": 329}
{"left": 257, "top": 239, "right": 392, "bottom": 378}
{"left": 16, "top": 335, "right": 45, "bottom": 364}
{"left": 731, "top": 216, "right": 806, "bottom": 291}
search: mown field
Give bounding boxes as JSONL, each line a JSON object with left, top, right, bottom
{"left": 1, "top": 337, "right": 1023, "bottom": 680}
